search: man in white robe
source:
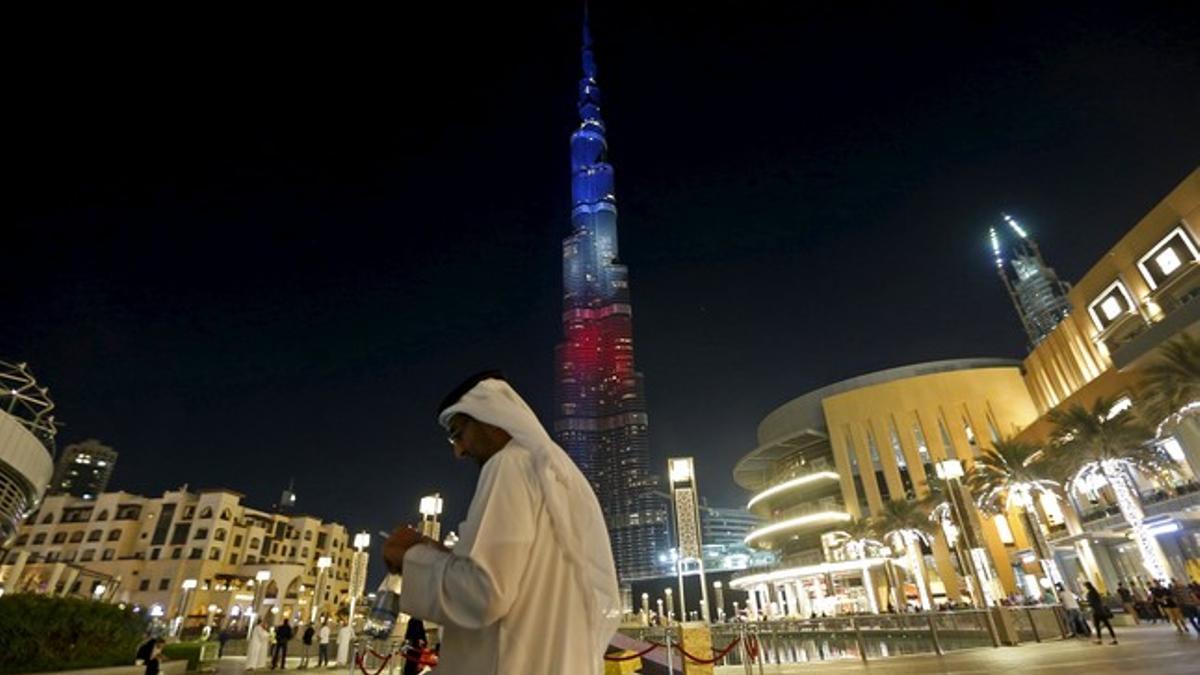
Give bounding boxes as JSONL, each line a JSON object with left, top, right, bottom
{"left": 383, "top": 372, "right": 620, "bottom": 675}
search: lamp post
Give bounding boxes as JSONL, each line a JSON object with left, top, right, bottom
{"left": 312, "top": 556, "right": 332, "bottom": 623}
{"left": 249, "top": 570, "right": 271, "bottom": 638}
{"left": 713, "top": 581, "right": 725, "bottom": 622}
{"left": 349, "top": 532, "right": 370, "bottom": 626}
{"left": 664, "top": 588, "right": 674, "bottom": 624}
{"left": 935, "top": 459, "right": 991, "bottom": 608}
{"left": 175, "top": 579, "right": 197, "bottom": 636}
{"left": 419, "top": 494, "right": 444, "bottom": 541}
{"left": 668, "top": 456, "right": 710, "bottom": 623}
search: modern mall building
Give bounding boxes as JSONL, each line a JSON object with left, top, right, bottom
{"left": 731, "top": 167, "right": 1200, "bottom": 617}
{"left": 0, "top": 487, "right": 360, "bottom": 633}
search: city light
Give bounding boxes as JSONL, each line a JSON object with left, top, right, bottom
{"left": 669, "top": 458, "right": 693, "bottom": 484}
{"left": 317, "top": 556, "right": 332, "bottom": 569}
{"left": 181, "top": 579, "right": 197, "bottom": 590}
{"left": 255, "top": 570, "right": 271, "bottom": 582}
{"left": 746, "top": 471, "right": 840, "bottom": 509}
{"left": 744, "top": 511, "right": 852, "bottom": 545}
{"left": 934, "top": 459, "right": 964, "bottom": 480}
{"left": 354, "top": 531, "right": 371, "bottom": 551}
{"left": 419, "top": 495, "right": 444, "bottom": 517}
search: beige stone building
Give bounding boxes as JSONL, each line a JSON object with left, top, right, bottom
{"left": 1, "top": 486, "right": 357, "bottom": 632}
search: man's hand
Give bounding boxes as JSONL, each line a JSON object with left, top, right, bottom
{"left": 383, "top": 527, "right": 451, "bottom": 573}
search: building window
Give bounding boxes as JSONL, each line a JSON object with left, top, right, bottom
{"left": 45, "top": 551, "right": 60, "bottom": 562}
{"left": 95, "top": 510, "right": 109, "bottom": 521}
{"left": 150, "top": 548, "right": 161, "bottom": 560}
{"left": 87, "top": 529, "right": 102, "bottom": 542}
{"left": 214, "top": 529, "right": 227, "bottom": 542}
{"left": 171, "top": 548, "right": 182, "bottom": 559}
{"left": 102, "top": 549, "right": 115, "bottom": 561}
{"left": 220, "top": 508, "right": 232, "bottom": 521}
{"left": 80, "top": 550, "right": 95, "bottom": 562}
{"left": 194, "top": 528, "right": 209, "bottom": 540}
{"left": 199, "top": 507, "right": 213, "bottom": 519}
{"left": 139, "top": 579, "right": 150, "bottom": 591}
{"left": 33, "top": 533, "right": 47, "bottom": 545}
{"left": 67, "top": 532, "right": 82, "bottom": 543}
{"left": 159, "top": 579, "right": 170, "bottom": 591}
{"left": 1136, "top": 226, "right": 1199, "bottom": 289}
{"left": 1086, "top": 280, "right": 1136, "bottom": 331}
{"left": 107, "top": 530, "right": 121, "bottom": 541}
{"left": 993, "top": 514, "right": 1016, "bottom": 545}
{"left": 209, "top": 548, "right": 221, "bottom": 561}
{"left": 230, "top": 553, "right": 239, "bottom": 565}
{"left": 190, "top": 548, "right": 203, "bottom": 560}
{"left": 233, "top": 534, "right": 243, "bottom": 547}
{"left": 171, "top": 523, "right": 191, "bottom": 545}
{"left": 41, "top": 513, "right": 54, "bottom": 524}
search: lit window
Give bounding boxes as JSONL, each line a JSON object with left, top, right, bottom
{"left": 1155, "top": 247, "right": 1181, "bottom": 275}
{"left": 1100, "top": 296, "right": 1122, "bottom": 321}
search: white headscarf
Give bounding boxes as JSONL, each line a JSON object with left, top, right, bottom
{"left": 438, "top": 377, "right": 620, "bottom": 658}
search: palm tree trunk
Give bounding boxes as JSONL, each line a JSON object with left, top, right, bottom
{"left": 904, "top": 533, "right": 933, "bottom": 611}
{"left": 1100, "top": 460, "right": 1171, "bottom": 580}
{"left": 1020, "top": 506, "right": 1060, "bottom": 603}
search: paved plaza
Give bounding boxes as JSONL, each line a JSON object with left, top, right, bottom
{"left": 715, "top": 625, "right": 1198, "bottom": 675}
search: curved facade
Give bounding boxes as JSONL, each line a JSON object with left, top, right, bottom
{"left": 0, "top": 361, "right": 57, "bottom": 546}
{"left": 731, "top": 359, "right": 1039, "bottom": 617}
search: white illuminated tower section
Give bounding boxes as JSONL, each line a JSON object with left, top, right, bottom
{"left": 989, "top": 214, "right": 1072, "bottom": 347}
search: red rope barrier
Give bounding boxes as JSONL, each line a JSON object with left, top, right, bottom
{"left": 602, "top": 642, "right": 663, "bottom": 661}
{"left": 674, "top": 636, "right": 741, "bottom": 665}
{"left": 354, "top": 652, "right": 392, "bottom": 675}
{"left": 745, "top": 633, "right": 760, "bottom": 662}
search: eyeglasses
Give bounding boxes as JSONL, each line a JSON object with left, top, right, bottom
{"left": 447, "top": 425, "right": 465, "bottom": 446}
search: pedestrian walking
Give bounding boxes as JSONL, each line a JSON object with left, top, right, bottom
{"left": 272, "top": 618, "right": 293, "bottom": 669}
{"left": 1084, "top": 581, "right": 1117, "bottom": 645}
{"left": 1180, "top": 582, "right": 1200, "bottom": 634}
{"left": 218, "top": 624, "right": 232, "bottom": 657}
{"left": 142, "top": 638, "right": 166, "bottom": 675}
{"left": 1165, "top": 579, "right": 1189, "bottom": 633}
{"left": 317, "top": 621, "right": 331, "bottom": 667}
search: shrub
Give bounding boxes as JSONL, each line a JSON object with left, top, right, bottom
{"left": 0, "top": 594, "right": 147, "bottom": 673}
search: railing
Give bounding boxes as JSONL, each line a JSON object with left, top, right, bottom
{"left": 1079, "top": 487, "right": 1200, "bottom": 525}
{"left": 627, "top": 608, "right": 1045, "bottom": 667}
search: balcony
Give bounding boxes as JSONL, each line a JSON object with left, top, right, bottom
{"left": 747, "top": 469, "right": 842, "bottom": 512}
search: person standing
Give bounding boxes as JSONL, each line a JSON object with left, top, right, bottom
{"left": 1084, "top": 581, "right": 1117, "bottom": 645}
{"left": 143, "top": 638, "right": 166, "bottom": 675}
{"left": 384, "top": 372, "right": 620, "bottom": 675}
{"left": 271, "top": 618, "right": 293, "bottom": 669}
{"left": 1057, "top": 584, "right": 1087, "bottom": 638}
{"left": 1116, "top": 581, "right": 1139, "bottom": 624}
{"left": 246, "top": 619, "right": 270, "bottom": 670}
{"left": 300, "top": 622, "right": 315, "bottom": 668}
{"left": 317, "top": 621, "right": 331, "bottom": 667}
{"left": 1165, "top": 579, "right": 1189, "bottom": 633}
{"left": 335, "top": 621, "right": 353, "bottom": 667}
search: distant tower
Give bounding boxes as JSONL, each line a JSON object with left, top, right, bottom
{"left": 989, "top": 214, "right": 1072, "bottom": 347}
{"left": 278, "top": 478, "right": 297, "bottom": 511}
{"left": 50, "top": 439, "right": 117, "bottom": 500}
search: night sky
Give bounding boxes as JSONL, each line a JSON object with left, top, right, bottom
{"left": 8, "top": 3, "right": 1199, "bottom": 545}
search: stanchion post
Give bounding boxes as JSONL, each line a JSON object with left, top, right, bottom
{"left": 1026, "top": 607, "right": 1041, "bottom": 642}
{"left": 927, "top": 613, "right": 943, "bottom": 655}
{"left": 851, "top": 617, "right": 868, "bottom": 664}
{"left": 665, "top": 627, "right": 674, "bottom": 675}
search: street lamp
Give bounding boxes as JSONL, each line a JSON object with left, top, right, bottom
{"left": 312, "top": 556, "right": 332, "bottom": 623}
{"left": 668, "top": 456, "right": 710, "bottom": 623}
{"left": 175, "top": 579, "right": 198, "bottom": 636}
{"left": 419, "top": 494, "right": 444, "bottom": 541}
{"left": 249, "top": 570, "right": 271, "bottom": 638}
{"left": 349, "top": 532, "right": 370, "bottom": 625}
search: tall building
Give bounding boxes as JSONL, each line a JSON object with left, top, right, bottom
{"left": 554, "top": 14, "right": 669, "bottom": 583}
{"left": 50, "top": 439, "right": 117, "bottom": 500}
{"left": 1, "top": 487, "right": 356, "bottom": 633}
{"left": 989, "top": 214, "right": 1073, "bottom": 347}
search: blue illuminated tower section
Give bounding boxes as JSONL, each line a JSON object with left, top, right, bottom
{"left": 555, "top": 13, "right": 668, "bottom": 584}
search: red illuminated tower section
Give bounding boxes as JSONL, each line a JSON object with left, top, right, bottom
{"left": 555, "top": 12, "right": 668, "bottom": 583}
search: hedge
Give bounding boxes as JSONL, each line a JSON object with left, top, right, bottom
{"left": 0, "top": 594, "right": 147, "bottom": 673}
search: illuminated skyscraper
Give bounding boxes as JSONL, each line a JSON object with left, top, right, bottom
{"left": 554, "top": 13, "right": 669, "bottom": 583}
{"left": 989, "top": 214, "right": 1072, "bottom": 347}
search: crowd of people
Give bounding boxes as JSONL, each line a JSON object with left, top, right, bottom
{"left": 242, "top": 617, "right": 355, "bottom": 670}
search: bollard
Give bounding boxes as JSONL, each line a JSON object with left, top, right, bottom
{"left": 740, "top": 623, "right": 753, "bottom": 675}
{"left": 665, "top": 627, "right": 674, "bottom": 675}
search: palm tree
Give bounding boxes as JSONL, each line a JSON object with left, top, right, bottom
{"left": 871, "top": 499, "right": 936, "bottom": 611}
{"left": 830, "top": 517, "right": 883, "bottom": 560}
{"left": 1047, "top": 397, "right": 1175, "bottom": 580}
{"left": 1139, "top": 333, "right": 1200, "bottom": 436}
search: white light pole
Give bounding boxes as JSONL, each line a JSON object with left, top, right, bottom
{"left": 935, "top": 459, "right": 991, "bottom": 608}
{"left": 248, "top": 570, "right": 271, "bottom": 638}
{"left": 713, "top": 581, "right": 725, "bottom": 621}
{"left": 349, "top": 532, "right": 371, "bottom": 626}
{"left": 668, "top": 457, "right": 710, "bottom": 623}
{"left": 664, "top": 587, "right": 674, "bottom": 623}
{"left": 419, "top": 494, "right": 444, "bottom": 541}
{"left": 175, "top": 579, "right": 197, "bottom": 636}
{"left": 312, "top": 556, "right": 332, "bottom": 623}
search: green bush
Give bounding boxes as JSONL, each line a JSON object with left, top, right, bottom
{"left": 0, "top": 594, "right": 147, "bottom": 673}
{"left": 161, "top": 642, "right": 205, "bottom": 672}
